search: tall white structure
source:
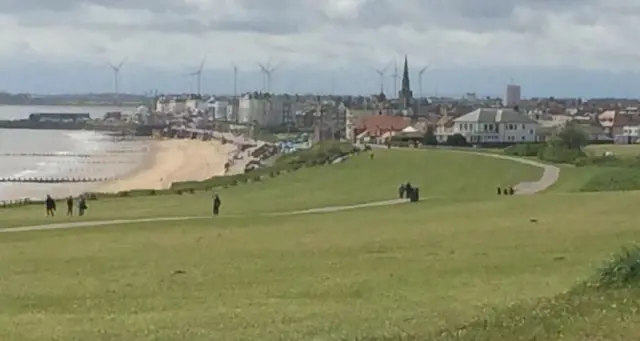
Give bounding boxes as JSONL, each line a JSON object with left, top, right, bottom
{"left": 213, "top": 100, "right": 229, "bottom": 120}
{"left": 504, "top": 84, "right": 521, "bottom": 107}
{"left": 238, "top": 94, "right": 293, "bottom": 127}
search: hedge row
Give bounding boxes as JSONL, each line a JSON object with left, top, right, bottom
{"left": 81, "top": 141, "right": 359, "bottom": 200}
{"left": 504, "top": 143, "right": 587, "bottom": 164}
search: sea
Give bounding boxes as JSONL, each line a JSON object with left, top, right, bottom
{"left": 0, "top": 105, "right": 150, "bottom": 202}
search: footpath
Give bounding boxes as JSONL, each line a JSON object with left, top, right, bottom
{"left": 0, "top": 150, "right": 559, "bottom": 233}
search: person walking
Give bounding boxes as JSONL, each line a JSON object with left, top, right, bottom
{"left": 45, "top": 195, "right": 56, "bottom": 217}
{"left": 78, "top": 196, "right": 87, "bottom": 216}
{"left": 66, "top": 196, "right": 74, "bottom": 216}
{"left": 398, "top": 184, "right": 406, "bottom": 198}
{"left": 213, "top": 193, "right": 221, "bottom": 216}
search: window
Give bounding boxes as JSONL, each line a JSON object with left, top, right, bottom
{"left": 522, "top": 124, "right": 525, "bottom": 129}
{"left": 529, "top": 129, "right": 534, "bottom": 134}
{"left": 522, "top": 136, "right": 525, "bottom": 141}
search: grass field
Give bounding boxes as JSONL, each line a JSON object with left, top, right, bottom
{"left": 585, "top": 144, "right": 640, "bottom": 157}
{"left": 1, "top": 192, "right": 639, "bottom": 340}
{"left": 1, "top": 147, "right": 638, "bottom": 340}
{"left": 0, "top": 148, "right": 541, "bottom": 228}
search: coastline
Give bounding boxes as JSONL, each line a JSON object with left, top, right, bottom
{"left": 96, "top": 138, "right": 236, "bottom": 193}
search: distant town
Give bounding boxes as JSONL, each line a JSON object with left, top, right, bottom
{"left": 3, "top": 57, "right": 640, "bottom": 145}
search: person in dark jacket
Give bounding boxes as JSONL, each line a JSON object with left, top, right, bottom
{"left": 497, "top": 187, "right": 502, "bottom": 195}
{"left": 213, "top": 193, "right": 221, "bottom": 216}
{"left": 78, "top": 196, "right": 87, "bottom": 216}
{"left": 45, "top": 195, "right": 56, "bottom": 216}
{"left": 398, "top": 184, "right": 406, "bottom": 198}
{"left": 66, "top": 196, "right": 74, "bottom": 216}
{"left": 404, "top": 182, "right": 413, "bottom": 200}
{"left": 509, "top": 187, "right": 515, "bottom": 195}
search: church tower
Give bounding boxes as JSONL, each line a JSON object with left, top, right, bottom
{"left": 398, "top": 55, "right": 413, "bottom": 110}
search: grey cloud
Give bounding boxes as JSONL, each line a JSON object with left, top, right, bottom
{"left": 0, "top": 0, "right": 191, "bottom": 13}
{"left": 1, "top": 0, "right": 622, "bottom": 37}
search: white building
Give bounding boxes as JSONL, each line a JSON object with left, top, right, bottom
{"left": 342, "top": 103, "right": 355, "bottom": 141}
{"left": 238, "top": 94, "right": 291, "bottom": 127}
{"left": 504, "top": 84, "right": 521, "bottom": 107}
{"left": 451, "top": 108, "right": 539, "bottom": 144}
{"left": 212, "top": 100, "right": 228, "bottom": 120}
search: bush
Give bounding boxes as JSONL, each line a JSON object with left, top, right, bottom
{"left": 504, "top": 143, "right": 545, "bottom": 157}
{"left": 445, "top": 133, "right": 468, "bottom": 146}
{"left": 169, "top": 141, "right": 356, "bottom": 191}
{"left": 118, "top": 191, "right": 129, "bottom": 197}
{"left": 537, "top": 145, "right": 586, "bottom": 164}
{"left": 580, "top": 168, "right": 640, "bottom": 192}
{"left": 423, "top": 127, "right": 438, "bottom": 146}
{"left": 592, "top": 245, "right": 640, "bottom": 288}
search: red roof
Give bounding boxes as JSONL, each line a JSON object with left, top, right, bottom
{"left": 355, "top": 115, "right": 411, "bottom": 136}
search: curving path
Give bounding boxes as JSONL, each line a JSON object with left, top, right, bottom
{"left": 0, "top": 150, "right": 559, "bottom": 234}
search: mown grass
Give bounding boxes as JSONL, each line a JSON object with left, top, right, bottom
{"left": 0, "top": 148, "right": 542, "bottom": 228}
{"left": 585, "top": 144, "right": 640, "bottom": 157}
{"left": 1, "top": 192, "right": 640, "bottom": 340}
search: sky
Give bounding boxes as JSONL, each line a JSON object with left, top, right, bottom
{"left": 2, "top": 0, "right": 640, "bottom": 98}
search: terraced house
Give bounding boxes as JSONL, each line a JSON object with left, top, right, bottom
{"left": 446, "top": 108, "right": 539, "bottom": 144}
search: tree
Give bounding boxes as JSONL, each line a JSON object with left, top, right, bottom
{"left": 554, "top": 121, "right": 588, "bottom": 150}
{"left": 423, "top": 126, "right": 438, "bottom": 146}
{"left": 445, "top": 133, "right": 468, "bottom": 146}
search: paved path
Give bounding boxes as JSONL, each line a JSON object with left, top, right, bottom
{"left": 0, "top": 199, "right": 409, "bottom": 234}
{"left": 459, "top": 151, "right": 560, "bottom": 194}
{"left": 1, "top": 149, "right": 559, "bottom": 233}
{"left": 365, "top": 144, "right": 560, "bottom": 194}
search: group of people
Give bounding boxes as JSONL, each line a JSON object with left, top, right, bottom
{"left": 43, "top": 193, "right": 221, "bottom": 218}
{"left": 45, "top": 195, "right": 88, "bottom": 217}
{"left": 497, "top": 187, "right": 515, "bottom": 195}
{"left": 398, "top": 182, "right": 417, "bottom": 200}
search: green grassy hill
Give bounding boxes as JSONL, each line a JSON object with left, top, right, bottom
{"left": 2, "top": 147, "right": 639, "bottom": 340}
{"left": 1, "top": 148, "right": 541, "bottom": 227}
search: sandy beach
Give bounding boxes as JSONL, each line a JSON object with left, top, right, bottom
{"left": 98, "top": 138, "right": 235, "bottom": 193}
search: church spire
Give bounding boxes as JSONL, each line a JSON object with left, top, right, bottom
{"left": 401, "top": 55, "right": 410, "bottom": 91}
{"left": 398, "top": 55, "right": 413, "bottom": 110}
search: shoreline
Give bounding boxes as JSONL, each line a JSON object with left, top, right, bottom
{"left": 96, "top": 138, "right": 237, "bottom": 193}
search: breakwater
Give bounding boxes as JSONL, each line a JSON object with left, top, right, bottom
{"left": 0, "top": 176, "right": 116, "bottom": 183}
{"left": 0, "top": 150, "right": 148, "bottom": 157}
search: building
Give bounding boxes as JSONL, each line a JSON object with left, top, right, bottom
{"left": 212, "top": 100, "right": 228, "bottom": 120}
{"left": 354, "top": 115, "right": 411, "bottom": 143}
{"left": 398, "top": 55, "right": 413, "bottom": 113}
{"left": 237, "top": 93, "right": 292, "bottom": 127}
{"left": 504, "top": 84, "right": 521, "bottom": 107}
{"left": 447, "top": 108, "right": 539, "bottom": 144}
{"left": 226, "top": 98, "right": 239, "bottom": 122}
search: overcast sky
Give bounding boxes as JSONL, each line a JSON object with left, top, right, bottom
{"left": 2, "top": 0, "right": 640, "bottom": 97}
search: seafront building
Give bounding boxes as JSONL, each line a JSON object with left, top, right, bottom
{"left": 238, "top": 93, "right": 296, "bottom": 127}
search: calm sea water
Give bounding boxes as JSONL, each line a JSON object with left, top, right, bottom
{"left": 0, "top": 105, "right": 147, "bottom": 201}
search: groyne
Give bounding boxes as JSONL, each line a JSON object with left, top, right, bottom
{"left": 0, "top": 176, "right": 116, "bottom": 183}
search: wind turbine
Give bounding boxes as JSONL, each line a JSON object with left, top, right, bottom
{"left": 257, "top": 59, "right": 280, "bottom": 93}
{"left": 187, "top": 57, "right": 206, "bottom": 94}
{"left": 109, "top": 58, "right": 125, "bottom": 103}
{"left": 418, "top": 65, "right": 428, "bottom": 99}
{"left": 391, "top": 61, "right": 399, "bottom": 97}
{"left": 372, "top": 61, "right": 392, "bottom": 94}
